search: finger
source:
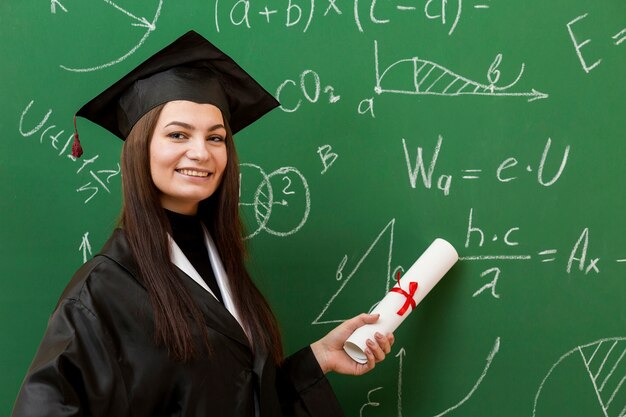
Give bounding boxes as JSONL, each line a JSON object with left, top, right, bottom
{"left": 366, "top": 338, "right": 386, "bottom": 362}
{"left": 343, "top": 313, "right": 380, "bottom": 332}
{"left": 364, "top": 346, "right": 376, "bottom": 371}
{"left": 387, "top": 333, "right": 395, "bottom": 347}
{"left": 361, "top": 313, "right": 380, "bottom": 324}
{"left": 374, "top": 332, "right": 391, "bottom": 354}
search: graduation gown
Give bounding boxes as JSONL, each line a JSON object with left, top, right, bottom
{"left": 12, "top": 229, "right": 344, "bottom": 417}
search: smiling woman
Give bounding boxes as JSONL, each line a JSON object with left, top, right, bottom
{"left": 11, "top": 30, "right": 394, "bottom": 417}
{"left": 149, "top": 101, "right": 228, "bottom": 215}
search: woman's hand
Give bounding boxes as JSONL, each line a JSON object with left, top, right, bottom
{"left": 310, "top": 313, "right": 394, "bottom": 376}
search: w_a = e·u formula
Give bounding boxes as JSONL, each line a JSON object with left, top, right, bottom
{"left": 401, "top": 135, "right": 570, "bottom": 196}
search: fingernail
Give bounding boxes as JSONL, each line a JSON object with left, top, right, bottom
{"left": 375, "top": 332, "right": 383, "bottom": 339}
{"left": 366, "top": 339, "right": 374, "bottom": 346}
{"left": 365, "top": 348, "right": 372, "bottom": 356}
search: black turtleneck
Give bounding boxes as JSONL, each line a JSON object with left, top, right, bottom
{"left": 165, "top": 209, "right": 224, "bottom": 303}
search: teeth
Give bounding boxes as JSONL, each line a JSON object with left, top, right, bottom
{"left": 178, "top": 169, "right": 209, "bottom": 177}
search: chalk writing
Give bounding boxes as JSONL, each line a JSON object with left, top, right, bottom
{"left": 76, "top": 165, "right": 121, "bottom": 204}
{"left": 214, "top": 0, "right": 484, "bottom": 33}
{"left": 566, "top": 13, "right": 625, "bottom": 74}
{"left": 359, "top": 386, "right": 383, "bottom": 417}
{"left": 276, "top": 69, "right": 340, "bottom": 113}
{"left": 317, "top": 144, "right": 339, "bottom": 174}
{"left": 567, "top": 228, "right": 600, "bottom": 275}
{"left": 472, "top": 267, "right": 501, "bottom": 299}
{"left": 401, "top": 135, "right": 569, "bottom": 195}
{"left": 59, "top": 0, "right": 163, "bottom": 72}
{"left": 215, "top": 0, "right": 315, "bottom": 32}
{"left": 402, "top": 135, "right": 451, "bottom": 196}
{"left": 239, "top": 162, "right": 311, "bottom": 239}
{"left": 459, "top": 207, "right": 625, "bottom": 298}
{"left": 465, "top": 208, "right": 520, "bottom": 249}
{"left": 18, "top": 100, "right": 121, "bottom": 204}
{"left": 533, "top": 337, "right": 626, "bottom": 417}
{"left": 613, "top": 28, "right": 626, "bottom": 46}
{"left": 567, "top": 14, "right": 602, "bottom": 74}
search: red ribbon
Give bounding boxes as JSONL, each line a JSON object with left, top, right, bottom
{"left": 390, "top": 270, "right": 418, "bottom": 316}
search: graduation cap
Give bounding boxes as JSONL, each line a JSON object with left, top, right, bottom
{"left": 72, "top": 30, "right": 279, "bottom": 158}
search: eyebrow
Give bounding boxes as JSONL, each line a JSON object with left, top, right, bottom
{"left": 164, "top": 121, "right": 226, "bottom": 132}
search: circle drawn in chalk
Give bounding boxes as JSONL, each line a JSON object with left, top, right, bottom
{"left": 239, "top": 164, "right": 311, "bottom": 239}
{"left": 262, "top": 167, "right": 311, "bottom": 237}
{"left": 59, "top": 0, "right": 164, "bottom": 73}
{"left": 239, "top": 163, "right": 272, "bottom": 240}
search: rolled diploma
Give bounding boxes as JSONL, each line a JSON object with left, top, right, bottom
{"left": 343, "top": 238, "right": 458, "bottom": 364}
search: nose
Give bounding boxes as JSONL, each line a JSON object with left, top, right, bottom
{"left": 185, "top": 137, "right": 211, "bottom": 161}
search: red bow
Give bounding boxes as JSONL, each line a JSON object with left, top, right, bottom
{"left": 390, "top": 270, "right": 418, "bottom": 316}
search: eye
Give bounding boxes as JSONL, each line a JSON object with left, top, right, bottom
{"left": 207, "top": 135, "right": 225, "bottom": 142}
{"left": 167, "top": 132, "right": 187, "bottom": 140}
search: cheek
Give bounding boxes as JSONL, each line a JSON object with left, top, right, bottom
{"left": 148, "top": 143, "right": 170, "bottom": 189}
{"left": 217, "top": 149, "right": 228, "bottom": 175}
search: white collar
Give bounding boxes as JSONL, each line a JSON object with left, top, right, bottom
{"left": 168, "top": 227, "right": 249, "bottom": 340}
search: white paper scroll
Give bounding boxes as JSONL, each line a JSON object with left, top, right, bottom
{"left": 343, "top": 238, "right": 459, "bottom": 364}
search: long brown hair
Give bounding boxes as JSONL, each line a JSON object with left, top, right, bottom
{"left": 120, "top": 103, "right": 283, "bottom": 363}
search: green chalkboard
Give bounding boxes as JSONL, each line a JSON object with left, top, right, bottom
{"left": 1, "top": 0, "right": 625, "bottom": 416}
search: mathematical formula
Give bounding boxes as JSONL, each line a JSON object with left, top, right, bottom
{"left": 18, "top": 100, "right": 121, "bottom": 204}
{"left": 401, "top": 135, "right": 570, "bottom": 196}
{"left": 214, "top": 0, "right": 488, "bottom": 34}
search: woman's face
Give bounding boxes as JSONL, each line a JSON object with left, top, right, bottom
{"left": 150, "top": 100, "right": 228, "bottom": 215}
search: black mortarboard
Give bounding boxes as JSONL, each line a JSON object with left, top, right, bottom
{"left": 72, "top": 30, "right": 279, "bottom": 157}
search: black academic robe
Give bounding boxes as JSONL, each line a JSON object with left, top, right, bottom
{"left": 12, "top": 229, "right": 344, "bottom": 417}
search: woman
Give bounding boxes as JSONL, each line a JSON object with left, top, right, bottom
{"left": 12, "top": 31, "right": 393, "bottom": 416}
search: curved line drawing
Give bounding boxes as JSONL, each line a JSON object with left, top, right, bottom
{"left": 491, "top": 63, "right": 525, "bottom": 92}
{"left": 532, "top": 337, "right": 626, "bottom": 417}
{"left": 60, "top": 0, "right": 163, "bottom": 72}
{"left": 432, "top": 337, "right": 501, "bottom": 417}
{"left": 240, "top": 163, "right": 273, "bottom": 240}
{"left": 373, "top": 40, "right": 548, "bottom": 102}
{"left": 263, "top": 167, "right": 311, "bottom": 237}
{"left": 448, "top": 0, "right": 462, "bottom": 36}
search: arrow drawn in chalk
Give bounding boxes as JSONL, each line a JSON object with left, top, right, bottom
{"left": 51, "top": 0, "right": 68, "bottom": 14}
{"left": 103, "top": 0, "right": 155, "bottom": 30}
{"left": 79, "top": 232, "right": 92, "bottom": 263}
{"left": 60, "top": 0, "right": 163, "bottom": 72}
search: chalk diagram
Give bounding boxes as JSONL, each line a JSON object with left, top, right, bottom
{"left": 373, "top": 40, "right": 549, "bottom": 102}
{"left": 360, "top": 338, "right": 500, "bottom": 417}
{"left": 239, "top": 163, "right": 311, "bottom": 239}
{"left": 55, "top": 0, "right": 164, "bottom": 72}
{"left": 533, "top": 337, "right": 626, "bottom": 417}
{"left": 312, "top": 218, "right": 396, "bottom": 325}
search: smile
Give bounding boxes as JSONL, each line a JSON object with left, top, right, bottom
{"left": 176, "top": 169, "right": 211, "bottom": 177}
